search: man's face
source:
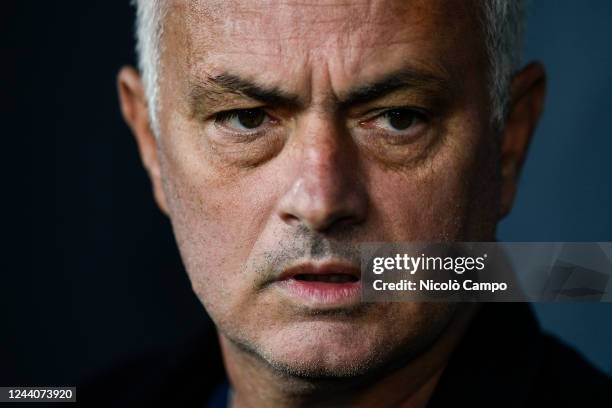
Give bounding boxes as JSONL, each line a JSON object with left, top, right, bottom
{"left": 154, "top": 0, "right": 500, "bottom": 377}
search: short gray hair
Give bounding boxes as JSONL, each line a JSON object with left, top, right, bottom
{"left": 132, "top": 0, "right": 166, "bottom": 137}
{"left": 482, "top": 0, "right": 526, "bottom": 127}
{"left": 132, "top": 0, "right": 525, "bottom": 136}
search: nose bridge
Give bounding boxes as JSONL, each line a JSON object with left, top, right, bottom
{"left": 300, "top": 116, "right": 347, "bottom": 191}
{"left": 277, "top": 114, "right": 367, "bottom": 232}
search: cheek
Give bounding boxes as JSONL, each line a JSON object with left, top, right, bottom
{"left": 157, "top": 141, "right": 276, "bottom": 312}
{"left": 367, "top": 156, "right": 472, "bottom": 241}
{"left": 366, "top": 169, "right": 466, "bottom": 242}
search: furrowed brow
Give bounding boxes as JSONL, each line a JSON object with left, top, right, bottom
{"left": 339, "top": 68, "right": 452, "bottom": 108}
{"left": 188, "top": 73, "right": 301, "bottom": 117}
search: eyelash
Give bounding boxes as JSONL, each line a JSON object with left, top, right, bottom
{"left": 211, "top": 106, "right": 430, "bottom": 139}
{"left": 214, "top": 109, "right": 272, "bottom": 125}
{"left": 363, "top": 106, "right": 428, "bottom": 123}
{"left": 212, "top": 108, "right": 277, "bottom": 141}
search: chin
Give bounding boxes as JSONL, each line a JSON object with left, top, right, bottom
{"left": 260, "top": 322, "right": 388, "bottom": 379}
{"left": 232, "top": 303, "right": 456, "bottom": 381}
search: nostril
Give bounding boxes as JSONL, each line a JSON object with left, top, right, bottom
{"left": 279, "top": 206, "right": 363, "bottom": 234}
{"left": 305, "top": 213, "right": 352, "bottom": 233}
{"left": 330, "top": 213, "right": 358, "bottom": 228}
{"left": 279, "top": 212, "right": 302, "bottom": 227}
{"left": 312, "top": 211, "right": 363, "bottom": 234}
{"left": 276, "top": 172, "right": 368, "bottom": 232}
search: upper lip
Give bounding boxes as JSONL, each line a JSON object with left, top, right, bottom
{"left": 278, "top": 260, "right": 361, "bottom": 281}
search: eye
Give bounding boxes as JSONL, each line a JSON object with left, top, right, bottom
{"left": 372, "top": 108, "right": 426, "bottom": 132}
{"left": 215, "top": 108, "right": 271, "bottom": 131}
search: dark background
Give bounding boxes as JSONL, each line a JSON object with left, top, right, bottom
{"left": 3, "top": 0, "right": 612, "bottom": 389}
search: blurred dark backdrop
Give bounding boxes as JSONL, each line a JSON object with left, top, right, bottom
{"left": 2, "top": 0, "right": 611, "bottom": 389}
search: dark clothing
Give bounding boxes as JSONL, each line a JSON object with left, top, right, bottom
{"left": 428, "top": 303, "right": 612, "bottom": 407}
{"left": 81, "top": 304, "right": 612, "bottom": 407}
{"left": 80, "top": 325, "right": 225, "bottom": 407}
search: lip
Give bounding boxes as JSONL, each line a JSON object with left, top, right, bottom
{"left": 273, "top": 261, "right": 362, "bottom": 308}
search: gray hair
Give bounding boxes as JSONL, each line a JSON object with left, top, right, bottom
{"left": 132, "top": 0, "right": 524, "bottom": 136}
{"left": 132, "top": 0, "right": 166, "bottom": 137}
{"left": 482, "top": 0, "right": 526, "bottom": 127}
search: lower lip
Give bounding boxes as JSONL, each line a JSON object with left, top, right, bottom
{"left": 274, "top": 278, "right": 362, "bottom": 307}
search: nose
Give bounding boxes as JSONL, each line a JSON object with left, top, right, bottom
{"left": 277, "top": 116, "right": 368, "bottom": 233}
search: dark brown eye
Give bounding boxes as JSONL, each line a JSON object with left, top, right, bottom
{"left": 217, "top": 108, "right": 268, "bottom": 130}
{"left": 236, "top": 109, "right": 266, "bottom": 128}
{"left": 383, "top": 108, "right": 419, "bottom": 131}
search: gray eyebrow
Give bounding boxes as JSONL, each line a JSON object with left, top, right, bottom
{"left": 338, "top": 68, "right": 452, "bottom": 109}
{"left": 188, "top": 67, "right": 451, "bottom": 116}
{"left": 192, "top": 73, "right": 302, "bottom": 107}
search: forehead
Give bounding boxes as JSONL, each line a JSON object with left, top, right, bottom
{"left": 163, "top": 0, "right": 483, "bottom": 98}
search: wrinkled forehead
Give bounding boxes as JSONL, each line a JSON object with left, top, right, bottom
{"left": 162, "top": 0, "right": 484, "bottom": 98}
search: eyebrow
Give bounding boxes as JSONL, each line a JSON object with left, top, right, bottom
{"left": 188, "top": 67, "right": 451, "bottom": 116}
{"left": 188, "top": 73, "right": 301, "bottom": 116}
{"left": 338, "top": 68, "right": 452, "bottom": 109}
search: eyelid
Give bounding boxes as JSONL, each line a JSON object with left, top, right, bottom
{"left": 359, "top": 107, "right": 429, "bottom": 128}
{"left": 214, "top": 107, "right": 267, "bottom": 120}
{"left": 211, "top": 108, "right": 281, "bottom": 140}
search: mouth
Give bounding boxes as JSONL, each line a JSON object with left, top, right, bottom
{"left": 293, "top": 273, "right": 359, "bottom": 283}
{"left": 274, "top": 261, "right": 362, "bottom": 308}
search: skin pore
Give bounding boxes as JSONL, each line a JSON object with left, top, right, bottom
{"left": 118, "top": 0, "right": 546, "bottom": 407}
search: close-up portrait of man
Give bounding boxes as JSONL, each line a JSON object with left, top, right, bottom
{"left": 109, "top": 0, "right": 612, "bottom": 406}
{"left": 3, "top": 0, "right": 612, "bottom": 407}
